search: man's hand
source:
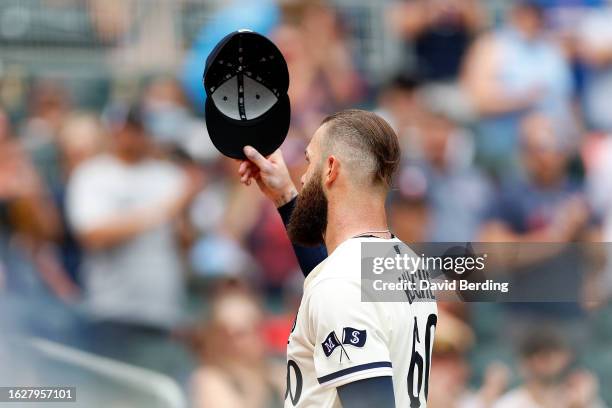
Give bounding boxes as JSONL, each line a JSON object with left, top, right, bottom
{"left": 239, "top": 146, "right": 298, "bottom": 207}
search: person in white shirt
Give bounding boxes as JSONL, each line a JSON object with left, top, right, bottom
{"left": 239, "top": 109, "right": 437, "bottom": 407}
{"left": 67, "top": 106, "right": 202, "bottom": 331}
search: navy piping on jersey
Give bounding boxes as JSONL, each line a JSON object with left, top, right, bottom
{"left": 317, "top": 361, "right": 392, "bottom": 385}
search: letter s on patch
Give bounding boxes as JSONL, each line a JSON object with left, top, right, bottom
{"left": 342, "top": 327, "right": 367, "bottom": 347}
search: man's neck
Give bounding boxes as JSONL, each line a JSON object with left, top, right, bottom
{"left": 324, "top": 193, "right": 389, "bottom": 254}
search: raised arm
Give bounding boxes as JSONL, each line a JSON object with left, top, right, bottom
{"left": 238, "top": 146, "right": 328, "bottom": 276}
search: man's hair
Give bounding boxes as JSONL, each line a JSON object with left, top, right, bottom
{"left": 320, "top": 109, "right": 400, "bottom": 190}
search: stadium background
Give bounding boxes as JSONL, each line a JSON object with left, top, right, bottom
{"left": 0, "top": 0, "right": 611, "bottom": 406}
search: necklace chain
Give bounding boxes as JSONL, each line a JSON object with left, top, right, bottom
{"left": 353, "top": 229, "right": 392, "bottom": 239}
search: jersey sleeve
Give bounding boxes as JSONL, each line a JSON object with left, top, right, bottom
{"left": 308, "top": 278, "right": 393, "bottom": 389}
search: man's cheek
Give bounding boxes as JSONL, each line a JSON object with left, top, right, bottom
{"left": 301, "top": 170, "right": 310, "bottom": 187}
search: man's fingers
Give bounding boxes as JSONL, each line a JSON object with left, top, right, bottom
{"left": 267, "top": 149, "right": 284, "bottom": 163}
{"left": 238, "top": 161, "right": 248, "bottom": 176}
{"left": 240, "top": 167, "right": 252, "bottom": 184}
{"left": 243, "top": 146, "right": 271, "bottom": 171}
{"left": 240, "top": 165, "right": 262, "bottom": 185}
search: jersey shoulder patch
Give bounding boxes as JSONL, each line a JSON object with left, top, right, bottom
{"left": 342, "top": 327, "right": 367, "bottom": 347}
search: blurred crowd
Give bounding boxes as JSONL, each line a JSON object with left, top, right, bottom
{"left": 1, "top": 0, "right": 612, "bottom": 407}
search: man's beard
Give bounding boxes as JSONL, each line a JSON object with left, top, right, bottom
{"left": 287, "top": 169, "right": 328, "bottom": 247}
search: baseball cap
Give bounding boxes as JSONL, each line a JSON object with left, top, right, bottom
{"left": 203, "top": 29, "right": 290, "bottom": 160}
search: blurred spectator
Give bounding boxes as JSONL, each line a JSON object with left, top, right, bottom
{"left": 388, "top": 0, "right": 487, "bottom": 82}
{"left": 66, "top": 105, "right": 203, "bottom": 370}
{"left": 376, "top": 73, "right": 426, "bottom": 150}
{"left": 410, "top": 111, "right": 492, "bottom": 241}
{"left": 388, "top": 166, "right": 432, "bottom": 243}
{"left": 58, "top": 113, "right": 108, "bottom": 175}
{"left": 573, "top": 0, "right": 612, "bottom": 132}
{"left": 104, "top": 0, "right": 181, "bottom": 75}
{"left": 55, "top": 113, "right": 108, "bottom": 285}
{"left": 19, "top": 80, "right": 71, "bottom": 191}
{"left": 494, "top": 330, "right": 605, "bottom": 408}
{"left": 535, "top": 0, "right": 604, "bottom": 35}
{"left": 245, "top": 198, "right": 300, "bottom": 294}
{"left": 188, "top": 159, "right": 256, "bottom": 281}
{"left": 142, "top": 76, "right": 192, "bottom": 147}
{"left": 190, "top": 285, "right": 284, "bottom": 408}
{"left": 0, "top": 108, "right": 75, "bottom": 300}
{"left": 480, "top": 113, "right": 598, "bottom": 339}
{"left": 586, "top": 136, "right": 612, "bottom": 299}
{"left": 142, "top": 76, "right": 217, "bottom": 164}
{"left": 463, "top": 1, "right": 574, "bottom": 175}
{"left": 203, "top": 164, "right": 298, "bottom": 295}
{"left": 275, "top": 0, "right": 365, "bottom": 140}
{"left": 480, "top": 113, "right": 592, "bottom": 243}
{"left": 429, "top": 309, "right": 510, "bottom": 408}
{"left": 282, "top": 0, "right": 364, "bottom": 104}
{"left": 190, "top": 232, "right": 255, "bottom": 280}
{"left": 88, "top": 0, "right": 132, "bottom": 44}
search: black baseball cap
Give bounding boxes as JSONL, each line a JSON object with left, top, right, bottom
{"left": 203, "top": 29, "right": 290, "bottom": 160}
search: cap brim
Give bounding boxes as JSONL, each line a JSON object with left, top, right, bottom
{"left": 205, "top": 93, "right": 290, "bottom": 160}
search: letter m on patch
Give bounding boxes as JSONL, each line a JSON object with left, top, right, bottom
{"left": 321, "top": 331, "right": 341, "bottom": 357}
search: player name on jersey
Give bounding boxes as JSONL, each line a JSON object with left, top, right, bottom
{"left": 398, "top": 268, "right": 436, "bottom": 303}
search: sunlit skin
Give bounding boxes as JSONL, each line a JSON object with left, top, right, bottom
{"left": 300, "top": 125, "right": 327, "bottom": 189}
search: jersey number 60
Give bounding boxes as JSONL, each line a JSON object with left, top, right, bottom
{"left": 407, "top": 313, "right": 437, "bottom": 408}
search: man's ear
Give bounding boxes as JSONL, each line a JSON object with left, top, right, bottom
{"left": 324, "top": 155, "right": 340, "bottom": 187}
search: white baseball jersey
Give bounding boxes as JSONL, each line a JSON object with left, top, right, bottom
{"left": 285, "top": 237, "right": 438, "bottom": 407}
